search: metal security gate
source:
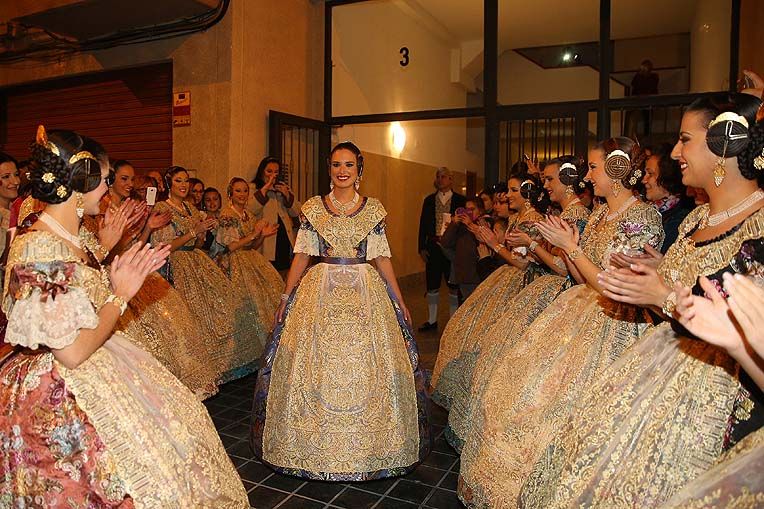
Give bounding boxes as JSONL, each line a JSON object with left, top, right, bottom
{"left": 268, "top": 110, "right": 331, "bottom": 203}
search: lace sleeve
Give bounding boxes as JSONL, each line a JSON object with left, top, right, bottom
{"left": 293, "top": 214, "right": 319, "bottom": 256}
{"left": 4, "top": 261, "right": 98, "bottom": 350}
{"left": 215, "top": 216, "right": 241, "bottom": 247}
{"left": 367, "top": 219, "right": 392, "bottom": 260}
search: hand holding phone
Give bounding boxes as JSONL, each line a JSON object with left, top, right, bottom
{"left": 145, "top": 186, "right": 157, "bottom": 206}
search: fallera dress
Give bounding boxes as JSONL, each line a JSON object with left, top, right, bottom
{"left": 430, "top": 208, "right": 544, "bottom": 411}
{"left": 215, "top": 204, "right": 283, "bottom": 336}
{"left": 151, "top": 200, "right": 264, "bottom": 383}
{"left": 0, "top": 230, "right": 248, "bottom": 508}
{"left": 442, "top": 201, "right": 590, "bottom": 452}
{"left": 458, "top": 200, "right": 665, "bottom": 508}
{"left": 520, "top": 205, "right": 764, "bottom": 509}
{"left": 251, "top": 195, "right": 432, "bottom": 481}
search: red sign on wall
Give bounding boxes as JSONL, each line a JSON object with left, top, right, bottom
{"left": 173, "top": 91, "right": 191, "bottom": 127}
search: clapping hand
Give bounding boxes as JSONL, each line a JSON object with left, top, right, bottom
{"left": 610, "top": 244, "right": 663, "bottom": 270}
{"left": 536, "top": 215, "right": 578, "bottom": 252}
{"left": 109, "top": 242, "right": 171, "bottom": 301}
{"left": 146, "top": 209, "right": 172, "bottom": 231}
{"left": 506, "top": 230, "right": 532, "bottom": 248}
{"left": 99, "top": 199, "right": 135, "bottom": 251}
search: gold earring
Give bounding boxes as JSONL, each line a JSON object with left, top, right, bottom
{"left": 564, "top": 186, "right": 574, "bottom": 198}
{"left": 713, "top": 158, "right": 726, "bottom": 187}
{"left": 611, "top": 180, "right": 621, "bottom": 197}
{"left": 74, "top": 191, "right": 85, "bottom": 218}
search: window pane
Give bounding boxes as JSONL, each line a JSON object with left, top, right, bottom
{"left": 498, "top": 0, "right": 600, "bottom": 105}
{"left": 611, "top": 0, "right": 732, "bottom": 97}
{"left": 332, "top": 0, "right": 484, "bottom": 116}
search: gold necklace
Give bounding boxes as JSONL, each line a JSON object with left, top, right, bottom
{"left": 701, "top": 189, "right": 764, "bottom": 228}
{"left": 605, "top": 195, "right": 637, "bottom": 221}
{"left": 329, "top": 191, "right": 359, "bottom": 216}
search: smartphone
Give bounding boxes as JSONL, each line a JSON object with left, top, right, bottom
{"left": 146, "top": 186, "right": 157, "bottom": 206}
{"left": 523, "top": 153, "right": 530, "bottom": 161}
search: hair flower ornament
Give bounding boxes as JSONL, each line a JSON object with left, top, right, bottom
{"left": 42, "top": 172, "right": 55, "bottom": 184}
{"left": 56, "top": 185, "right": 68, "bottom": 198}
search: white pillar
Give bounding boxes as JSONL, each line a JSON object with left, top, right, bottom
{"left": 690, "top": 0, "right": 731, "bottom": 92}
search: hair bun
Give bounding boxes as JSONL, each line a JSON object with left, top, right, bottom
{"left": 706, "top": 115, "right": 751, "bottom": 159}
{"left": 29, "top": 142, "right": 72, "bottom": 204}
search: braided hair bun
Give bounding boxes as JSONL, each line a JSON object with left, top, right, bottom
{"left": 597, "top": 136, "right": 648, "bottom": 190}
{"left": 512, "top": 172, "right": 550, "bottom": 214}
{"left": 738, "top": 119, "right": 764, "bottom": 181}
{"left": 29, "top": 128, "right": 103, "bottom": 204}
{"left": 553, "top": 155, "right": 587, "bottom": 191}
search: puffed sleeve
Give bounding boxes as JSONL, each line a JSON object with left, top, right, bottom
{"left": 293, "top": 214, "right": 319, "bottom": 256}
{"left": 4, "top": 261, "right": 98, "bottom": 350}
{"left": 215, "top": 216, "right": 241, "bottom": 247}
{"left": 367, "top": 219, "right": 392, "bottom": 260}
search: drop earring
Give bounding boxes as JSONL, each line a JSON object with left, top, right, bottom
{"left": 564, "top": 186, "right": 574, "bottom": 198}
{"left": 611, "top": 180, "right": 621, "bottom": 197}
{"left": 713, "top": 158, "right": 726, "bottom": 187}
{"left": 74, "top": 191, "right": 85, "bottom": 219}
{"left": 329, "top": 181, "right": 334, "bottom": 191}
{"left": 354, "top": 176, "right": 361, "bottom": 190}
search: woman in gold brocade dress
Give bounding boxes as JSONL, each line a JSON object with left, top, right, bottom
{"left": 0, "top": 128, "right": 247, "bottom": 507}
{"left": 430, "top": 173, "right": 546, "bottom": 410}
{"left": 216, "top": 177, "right": 283, "bottom": 336}
{"left": 458, "top": 137, "right": 665, "bottom": 508}
{"left": 251, "top": 142, "right": 432, "bottom": 481}
{"left": 92, "top": 166, "right": 219, "bottom": 398}
{"left": 151, "top": 166, "right": 264, "bottom": 383}
{"left": 519, "top": 94, "right": 764, "bottom": 509}
{"left": 439, "top": 156, "right": 591, "bottom": 451}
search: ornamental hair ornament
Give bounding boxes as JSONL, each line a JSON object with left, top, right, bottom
{"left": 755, "top": 147, "right": 764, "bottom": 172}
{"left": 35, "top": 125, "right": 60, "bottom": 156}
{"left": 604, "top": 149, "right": 632, "bottom": 180}
{"left": 709, "top": 112, "right": 750, "bottom": 186}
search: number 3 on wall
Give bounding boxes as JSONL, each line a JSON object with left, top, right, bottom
{"left": 400, "top": 47, "right": 409, "bottom": 67}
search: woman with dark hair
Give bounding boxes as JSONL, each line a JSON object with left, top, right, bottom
{"left": 521, "top": 92, "right": 764, "bottom": 508}
{"left": 201, "top": 186, "right": 222, "bottom": 216}
{"left": 0, "top": 152, "right": 20, "bottom": 261}
{"left": 251, "top": 141, "right": 431, "bottom": 481}
{"left": 151, "top": 166, "right": 264, "bottom": 383}
{"left": 249, "top": 156, "right": 300, "bottom": 270}
{"left": 458, "top": 137, "right": 665, "bottom": 508}
{"left": 438, "top": 156, "right": 591, "bottom": 453}
{"left": 0, "top": 127, "right": 248, "bottom": 506}
{"left": 430, "top": 173, "right": 547, "bottom": 413}
{"left": 215, "top": 177, "right": 282, "bottom": 351}
{"left": 188, "top": 177, "right": 205, "bottom": 209}
{"left": 643, "top": 143, "right": 694, "bottom": 250}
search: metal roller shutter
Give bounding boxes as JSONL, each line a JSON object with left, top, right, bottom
{"left": 0, "top": 62, "right": 172, "bottom": 173}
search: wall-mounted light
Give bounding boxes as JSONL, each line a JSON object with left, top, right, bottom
{"left": 390, "top": 121, "right": 406, "bottom": 154}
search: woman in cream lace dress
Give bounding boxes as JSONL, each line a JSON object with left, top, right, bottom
{"left": 0, "top": 127, "right": 247, "bottom": 507}
{"left": 251, "top": 142, "right": 432, "bottom": 480}
{"left": 151, "top": 166, "right": 265, "bottom": 383}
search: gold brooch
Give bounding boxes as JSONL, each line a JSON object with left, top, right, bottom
{"left": 42, "top": 172, "right": 55, "bottom": 183}
{"left": 56, "top": 185, "right": 68, "bottom": 198}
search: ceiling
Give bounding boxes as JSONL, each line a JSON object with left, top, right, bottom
{"left": 406, "top": 0, "right": 699, "bottom": 50}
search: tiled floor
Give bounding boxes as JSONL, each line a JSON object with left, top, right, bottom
{"left": 206, "top": 277, "right": 461, "bottom": 508}
{"left": 205, "top": 376, "right": 461, "bottom": 509}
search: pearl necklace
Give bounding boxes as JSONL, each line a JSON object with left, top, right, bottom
{"left": 230, "top": 205, "right": 248, "bottom": 221}
{"left": 702, "top": 189, "right": 764, "bottom": 228}
{"left": 39, "top": 212, "right": 82, "bottom": 249}
{"left": 606, "top": 195, "right": 637, "bottom": 221}
{"left": 329, "top": 191, "right": 359, "bottom": 216}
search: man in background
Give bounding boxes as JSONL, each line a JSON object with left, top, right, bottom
{"left": 417, "top": 167, "right": 466, "bottom": 332}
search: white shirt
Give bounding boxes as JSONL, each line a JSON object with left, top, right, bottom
{"left": 437, "top": 190, "right": 453, "bottom": 206}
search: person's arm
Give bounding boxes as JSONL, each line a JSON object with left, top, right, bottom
{"left": 373, "top": 256, "right": 411, "bottom": 325}
{"left": 536, "top": 216, "right": 606, "bottom": 292}
{"left": 52, "top": 243, "right": 170, "bottom": 369}
{"left": 418, "top": 196, "right": 429, "bottom": 256}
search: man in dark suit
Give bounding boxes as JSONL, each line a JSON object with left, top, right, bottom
{"left": 417, "top": 167, "right": 466, "bottom": 331}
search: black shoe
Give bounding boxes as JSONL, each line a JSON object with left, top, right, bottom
{"left": 418, "top": 321, "right": 438, "bottom": 332}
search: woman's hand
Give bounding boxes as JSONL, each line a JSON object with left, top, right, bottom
{"left": 610, "top": 244, "right": 663, "bottom": 270}
{"left": 724, "top": 273, "right": 764, "bottom": 355}
{"left": 675, "top": 277, "right": 746, "bottom": 354}
{"left": 273, "top": 182, "right": 292, "bottom": 197}
{"left": 506, "top": 230, "right": 532, "bottom": 248}
{"left": 99, "top": 199, "right": 134, "bottom": 250}
{"left": 193, "top": 217, "right": 217, "bottom": 237}
{"left": 472, "top": 224, "right": 500, "bottom": 247}
{"left": 261, "top": 222, "right": 279, "bottom": 238}
{"left": 597, "top": 262, "right": 670, "bottom": 307}
{"left": 536, "top": 215, "right": 578, "bottom": 252}
{"left": 399, "top": 301, "right": 412, "bottom": 325}
{"left": 146, "top": 209, "right": 172, "bottom": 231}
{"left": 110, "top": 242, "right": 171, "bottom": 301}
{"left": 274, "top": 298, "right": 288, "bottom": 327}
{"left": 740, "top": 69, "right": 764, "bottom": 100}
{"left": 262, "top": 175, "right": 276, "bottom": 194}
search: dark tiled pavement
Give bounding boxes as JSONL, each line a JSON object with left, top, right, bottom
{"left": 205, "top": 375, "right": 461, "bottom": 509}
{"left": 206, "top": 277, "right": 461, "bottom": 508}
